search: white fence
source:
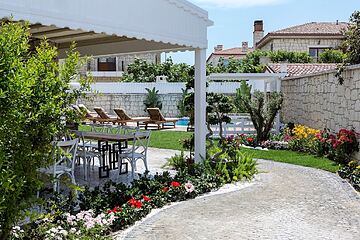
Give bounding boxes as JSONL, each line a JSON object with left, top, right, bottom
{"left": 211, "top": 115, "right": 278, "bottom": 137}
{"left": 89, "top": 81, "right": 265, "bottom": 94}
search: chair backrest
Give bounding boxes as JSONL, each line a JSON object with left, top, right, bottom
{"left": 94, "top": 107, "right": 111, "bottom": 119}
{"left": 114, "top": 108, "right": 132, "bottom": 120}
{"left": 53, "top": 139, "right": 79, "bottom": 171}
{"left": 90, "top": 124, "right": 112, "bottom": 134}
{"left": 131, "top": 131, "right": 151, "bottom": 155}
{"left": 110, "top": 125, "right": 139, "bottom": 135}
{"left": 78, "top": 104, "right": 94, "bottom": 118}
{"left": 147, "top": 108, "right": 165, "bottom": 121}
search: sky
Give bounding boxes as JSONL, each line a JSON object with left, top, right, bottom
{"left": 163, "top": 0, "right": 360, "bottom": 64}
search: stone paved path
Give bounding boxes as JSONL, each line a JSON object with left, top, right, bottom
{"left": 122, "top": 160, "right": 360, "bottom": 240}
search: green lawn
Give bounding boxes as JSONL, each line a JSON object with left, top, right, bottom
{"left": 240, "top": 148, "right": 340, "bottom": 173}
{"left": 78, "top": 126, "right": 340, "bottom": 173}
{"left": 148, "top": 131, "right": 339, "bottom": 173}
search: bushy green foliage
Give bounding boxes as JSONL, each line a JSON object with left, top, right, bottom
{"left": 0, "top": 21, "right": 90, "bottom": 239}
{"left": 143, "top": 87, "right": 162, "bottom": 111}
{"left": 336, "top": 11, "right": 360, "bottom": 84}
{"left": 268, "top": 50, "right": 313, "bottom": 63}
{"left": 235, "top": 81, "right": 283, "bottom": 143}
{"left": 122, "top": 58, "right": 193, "bottom": 83}
{"left": 319, "top": 49, "right": 347, "bottom": 63}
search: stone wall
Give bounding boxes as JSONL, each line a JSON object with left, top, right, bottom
{"left": 80, "top": 93, "right": 182, "bottom": 118}
{"left": 281, "top": 64, "right": 360, "bottom": 160}
{"left": 260, "top": 38, "right": 343, "bottom": 53}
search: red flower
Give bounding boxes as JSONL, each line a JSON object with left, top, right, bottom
{"left": 107, "top": 206, "right": 121, "bottom": 214}
{"left": 247, "top": 137, "right": 254, "bottom": 142}
{"left": 170, "top": 181, "right": 181, "bottom": 187}
{"left": 128, "top": 198, "right": 142, "bottom": 209}
{"left": 162, "top": 187, "right": 169, "bottom": 192}
{"left": 143, "top": 195, "right": 151, "bottom": 202}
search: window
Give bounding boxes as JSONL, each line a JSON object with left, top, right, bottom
{"left": 97, "top": 57, "right": 116, "bottom": 71}
{"left": 223, "top": 59, "right": 230, "bottom": 66}
{"left": 309, "top": 47, "right": 331, "bottom": 61}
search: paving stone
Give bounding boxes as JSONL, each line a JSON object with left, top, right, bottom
{"left": 119, "top": 160, "right": 360, "bottom": 240}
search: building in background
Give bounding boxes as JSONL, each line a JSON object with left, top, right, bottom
{"left": 254, "top": 20, "right": 348, "bottom": 61}
{"left": 81, "top": 52, "right": 161, "bottom": 82}
{"left": 207, "top": 41, "right": 253, "bottom": 65}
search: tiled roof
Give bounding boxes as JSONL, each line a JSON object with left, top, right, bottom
{"left": 272, "top": 22, "right": 348, "bottom": 35}
{"left": 257, "top": 22, "right": 348, "bottom": 48}
{"left": 266, "top": 63, "right": 337, "bottom": 77}
{"left": 212, "top": 47, "right": 254, "bottom": 55}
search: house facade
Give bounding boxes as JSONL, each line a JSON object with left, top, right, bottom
{"left": 80, "top": 52, "right": 161, "bottom": 82}
{"left": 207, "top": 42, "right": 253, "bottom": 65}
{"left": 254, "top": 21, "right": 348, "bottom": 61}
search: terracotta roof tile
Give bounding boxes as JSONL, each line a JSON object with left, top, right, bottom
{"left": 266, "top": 63, "right": 337, "bottom": 77}
{"left": 272, "top": 22, "right": 348, "bottom": 35}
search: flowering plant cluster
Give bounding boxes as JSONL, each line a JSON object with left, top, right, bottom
{"left": 285, "top": 124, "right": 320, "bottom": 153}
{"left": 338, "top": 160, "right": 360, "bottom": 191}
{"left": 13, "top": 164, "right": 225, "bottom": 239}
{"left": 11, "top": 210, "right": 114, "bottom": 240}
{"left": 314, "top": 128, "right": 359, "bottom": 164}
{"left": 237, "top": 134, "right": 257, "bottom": 147}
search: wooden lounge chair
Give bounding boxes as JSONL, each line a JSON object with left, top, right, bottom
{"left": 144, "top": 108, "right": 179, "bottom": 130}
{"left": 113, "top": 108, "right": 149, "bottom": 126}
{"left": 75, "top": 104, "right": 101, "bottom": 123}
{"left": 94, "top": 107, "right": 122, "bottom": 125}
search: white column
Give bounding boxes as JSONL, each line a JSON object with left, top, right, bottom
{"left": 194, "top": 49, "right": 207, "bottom": 162}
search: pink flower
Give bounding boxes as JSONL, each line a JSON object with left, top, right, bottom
{"left": 184, "top": 182, "right": 195, "bottom": 193}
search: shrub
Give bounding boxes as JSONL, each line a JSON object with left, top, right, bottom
{"left": 0, "top": 21, "right": 90, "bottom": 239}
{"left": 143, "top": 87, "right": 162, "bottom": 111}
{"left": 319, "top": 49, "right": 347, "bottom": 63}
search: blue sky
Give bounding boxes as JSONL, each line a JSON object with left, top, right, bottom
{"left": 164, "top": 0, "right": 360, "bottom": 64}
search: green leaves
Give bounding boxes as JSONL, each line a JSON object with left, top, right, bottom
{"left": 0, "top": 21, "right": 91, "bottom": 238}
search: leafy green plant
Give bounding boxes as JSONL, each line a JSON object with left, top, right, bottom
{"left": 143, "top": 87, "right": 162, "bottom": 111}
{"left": 163, "top": 151, "right": 187, "bottom": 171}
{"left": 319, "top": 49, "right": 347, "bottom": 63}
{"left": 212, "top": 150, "right": 257, "bottom": 183}
{"left": 235, "top": 81, "right": 283, "bottom": 143}
{"left": 0, "top": 21, "right": 91, "bottom": 239}
{"left": 177, "top": 88, "right": 188, "bottom": 116}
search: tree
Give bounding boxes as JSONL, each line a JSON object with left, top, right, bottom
{"left": 235, "top": 81, "right": 283, "bottom": 143}
{"left": 336, "top": 10, "right": 360, "bottom": 84}
{"left": 0, "top": 21, "right": 90, "bottom": 239}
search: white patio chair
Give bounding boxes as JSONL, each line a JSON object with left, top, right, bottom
{"left": 39, "top": 139, "right": 79, "bottom": 192}
{"left": 76, "top": 132, "right": 101, "bottom": 181}
{"left": 118, "top": 131, "right": 151, "bottom": 178}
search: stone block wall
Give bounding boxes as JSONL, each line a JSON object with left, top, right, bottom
{"left": 260, "top": 38, "right": 343, "bottom": 53}
{"left": 281, "top": 64, "right": 360, "bottom": 160}
{"left": 80, "top": 93, "right": 182, "bottom": 118}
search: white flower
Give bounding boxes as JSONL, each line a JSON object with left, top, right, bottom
{"left": 184, "top": 182, "right": 195, "bottom": 193}
{"left": 70, "top": 228, "right": 77, "bottom": 234}
{"left": 59, "top": 229, "right": 68, "bottom": 236}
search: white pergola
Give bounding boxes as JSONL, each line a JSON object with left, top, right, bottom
{"left": 0, "top": 0, "right": 212, "bottom": 162}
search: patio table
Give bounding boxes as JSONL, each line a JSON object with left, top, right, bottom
{"left": 73, "top": 131, "right": 143, "bottom": 178}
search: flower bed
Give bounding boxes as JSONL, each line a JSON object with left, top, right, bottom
{"left": 10, "top": 161, "right": 240, "bottom": 240}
